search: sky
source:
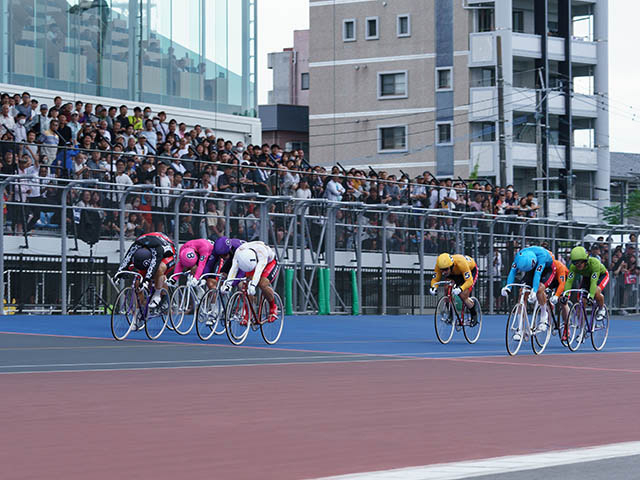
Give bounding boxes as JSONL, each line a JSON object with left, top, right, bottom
{"left": 258, "top": 0, "right": 640, "bottom": 154}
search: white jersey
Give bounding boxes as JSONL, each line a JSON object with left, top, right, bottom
{"left": 228, "top": 241, "right": 275, "bottom": 283}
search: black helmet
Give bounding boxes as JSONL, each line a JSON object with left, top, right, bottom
{"left": 133, "top": 247, "right": 152, "bottom": 270}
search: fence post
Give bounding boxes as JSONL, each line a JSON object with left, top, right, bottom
{"left": 488, "top": 217, "right": 497, "bottom": 315}
{"left": 61, "top": 179, "right": 97, "bottom": 315}
{"left": 381, "top": 210, "right": 388, "bottom": 315}
{"left": 325, "top": 203, "right": 339, "bottom": 313}
{"left": 356, "top": 210, "right": 364, "bottom": 315}
{"left": 419, "top": 212, "right": 427, "bottom": 315}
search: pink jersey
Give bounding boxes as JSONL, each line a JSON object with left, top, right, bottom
{"left": 175, "top": 238, "right": 214, "bottom": 279}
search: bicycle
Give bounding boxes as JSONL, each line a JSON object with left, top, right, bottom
{"left": 194, "top": 273, "right": 229, "bottom": 341}
{"left": 504, "top": 283, "right": 551, "bottom": 356}
{"left": 168, "top": 271, "right": 206, "bottom": 336}
{"left": 110, "top": 271, "right": 170, "bottom": 341}
{"left": 433, "top": 280, "right": 483, "bottom": 345}
{"left": 224, "top": 278, "right": 284, "bottom": 346}
{"left": 563, "top": 289, "right": 610, "bottom": 352}
{"left": 542, "top": 288, "right": 575, "bottom": 348}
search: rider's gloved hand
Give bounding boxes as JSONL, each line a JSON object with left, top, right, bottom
{"left": 586, "top": 296, "right": 595, "bottom": 306}
{"left": 141, "top": 279, "right": 151, "bottom": 291}
{"left": 429, "top": 287, "right": 438, "bottom": 296}
{"left": 452, "top": 287, "right": 462, "bottom": 296}
{"left": 528, "top": 291, "right": 537, "bottom": 304}
{"left": 501, "top": 286, "right": 511, "bottom": 297}
{"left": 221, "top": 282, "right": 232, "bottom": 294}
{"left": 247, "top": 281, "right": 258, "bottom": 296}
{"left": 559, "top": 295, "right": 568, "bottom": 305}
{"left": 187, "top": 275, "right": 198, "bottom": 288}
{"left": 550, "top": 295, "right": 558, "bottom": 305}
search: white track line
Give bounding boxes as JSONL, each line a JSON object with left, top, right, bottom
{"left": 312, "top": 441, "right": 640, "bottom": 480}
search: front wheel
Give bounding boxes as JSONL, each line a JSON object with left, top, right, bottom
{"left": 169, "top": 286, "right": 196, "bottom": 335}
{"left": 531, "top": 303, "right": 551, "bottom": 355}
{"left": 111, "top": 286, "right": 139, "bottom": 341}
{"left": 145, "top": 288, "right": 170, "bottom": 340}
{"left": 591, "top": 304, "right": 609, "bottom": 351}
{"left": 567, "top": 303, "right": 586, "bottom": 352}
{"left": 259, "top": 293, "right": 285, "bottom": 345}
{"left": 434, "top": 296, "right": 455, "bottom": 344}
{"left": 196, "top": 289, "right": 221, "bottom": 341}
{"left": 225, "top": 291, "right": 251, "bottom": 345}
{"left": 506, "top": 303, "right": 525, "bottom": 356}
{"left": 462, "top": 297, "right": 483, "bottom": 344}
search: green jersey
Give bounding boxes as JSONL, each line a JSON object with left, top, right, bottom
{"left": 564, "top": 257, "right": 607, "bottom": 298}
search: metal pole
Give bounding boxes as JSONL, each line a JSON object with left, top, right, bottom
{"left": 488, "top": 218, "right": 497, "bottom": 315}
{"left": 356, "top": 210, "right": 364, "bottom": 315}
{"left": 173, "top": 188, "right": 209, "bottom": 248}
{"left": 119, "top": 184, "right": 154, "bottom": 264}
{"left": 325, "top": 204, "right": 338, "bottom": 313}
{"left": 497, "top": 35, "right": 507, "bottom": 186}
{"left": 419, "top": 212, "right": 427, "bottom": 315}
{"left": 61, "top": 179, "right": 97, "bottom": 315}
{"left": 0, "top": 175, "right": 35, "bottom": 315}
{"left": 381, "top": 210, "right": 388, "bottom": 315}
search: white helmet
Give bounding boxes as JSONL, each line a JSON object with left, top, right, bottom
{"left": 236, "top": 248, "right": 258, "bottom": 272}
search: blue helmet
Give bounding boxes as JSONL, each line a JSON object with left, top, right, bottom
{"left": 133, "top": 247, "right": 152, "bottom": 270}
{"left": 515, "top": 250, "right": 537, "bottom": 272}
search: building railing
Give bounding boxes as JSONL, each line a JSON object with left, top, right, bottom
{"left": 1, "top": 176, "right": 638, "bottom": 316}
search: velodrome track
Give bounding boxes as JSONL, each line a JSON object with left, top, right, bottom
{"left": 1, "top": 313, "right": 640, "bottom": 479}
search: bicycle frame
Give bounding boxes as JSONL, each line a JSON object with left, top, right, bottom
{"left": 564, "top": 288, "right": 596, "bottom": 334}
{"left": 433, "top": 280, "right": 467, "bottom": 327}
{"left": 505, "top": 282, "right": 533, "bottom": 337}
{"left": 223, "top": 277, "right": 260, "bottom": 322}
{"left": 114, "top": 270, "right": 153, "bottom": 317}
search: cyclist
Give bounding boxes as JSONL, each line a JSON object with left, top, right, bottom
{"left": 547, "top": 258, "right": 570, "bottom": 339}
{"left": 211, "top": 236, "right": 245, "bottom": 287}
{"left": 174, "top": 238, "right": 216, "bottom": 290}
{"left": 221, "top": 240, "right": 279, "bottom": 321}
{"left": 429, "top": 253, "right": 479, "bottom": 322}
{"left": 502, "top": 246, "right": 555, "bottom": 335}
{"left": 561, "top": 246, "right": 609, "bottom": 322}
{"left": 118, "top": 232, "right": 176, "bottom": 323}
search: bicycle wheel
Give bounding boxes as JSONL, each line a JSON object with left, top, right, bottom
{"left": 591, "top": 304, "right": 610, "bottom": 351}
{"left": 169, "top": 286, "right": 196, "bottom": 335}
{"left": 567, "top": 303, "right": 586, "bottom": 352}
{"left": 260, "top": 293, "right": 285, "bottom": 345}
{"left": 506, "top": 304, "right": 525, "bottom": 356}
{"left": 225, "top": 291, "right": 251, "bottom": 345}
{"left": 462, "top": 297, "right": 483, "bottom": 344}
{"left": 111, "top": 287, "right": 138, "bottom": 341}
{"left": 145, "top": 288, "right": 170, "bottom": 340}
{"left": 531, "top": 304, "right": 551, "bottom": 355}
{"left": 434, "top": 296, "right": 455, "bottom": 344}
{"left": 196, "top": 289, "right": 220, "bottom": 341}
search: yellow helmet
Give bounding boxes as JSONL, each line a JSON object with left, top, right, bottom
{"left": 436, "top": 253, "right": 454, "bottom": 270}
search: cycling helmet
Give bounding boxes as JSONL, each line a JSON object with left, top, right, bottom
{"left": 570, "top": 246, "right": 588, "bottom": 262}
{"left": 132, "top": 247, "right": 153, "bottom": 270}
{"left": 436, "top": 253, "right": 454, "bottom": 270}
{"left": 214, "top": 236, "right": 232, "bottom": 256}
{"left": 515, "top": 249, "right": 537, "bottom": 272}
{"left": 236, "top": 248, "right": 258, "bottom": 272}
{"left": 179, "top": 246, "right": 198, "bottom": 269}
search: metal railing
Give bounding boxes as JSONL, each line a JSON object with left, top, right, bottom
{"left": 1, "top": 175, "right": 639, "bottom": 315}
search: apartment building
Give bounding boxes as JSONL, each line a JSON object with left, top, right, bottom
{"left": 267, "top": 30, "right": 311, "bottom": 106}
{"left": 309, "top": 0, "right": 609, "bottom": 221}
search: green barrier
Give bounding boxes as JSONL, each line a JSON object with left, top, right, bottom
{"left": 318, "top": 267, "right": 328, "bottom": 315}
{"left": 284, "top": 268, "right": 294, "bottom": 315}
{"left": 351, "top": 269, "right": 359, "bottom": 315}
{"left": 323, "top": 268, "right": 331, "bottom": 315}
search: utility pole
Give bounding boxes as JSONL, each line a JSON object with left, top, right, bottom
{"left": 497, "top": 35, "right": 507, "bottom": 187}
{"left": 535, "top": 88, "right": 544, "bottom": 217}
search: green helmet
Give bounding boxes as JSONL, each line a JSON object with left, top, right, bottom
{"left": 570, "top": 246, "right": 588, "bottom": 262}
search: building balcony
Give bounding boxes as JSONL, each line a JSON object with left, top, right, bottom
{"left": 469, "top": 32, "right": 598, "bottom": 67}
{"left": 470, "top": 141, "right": 598, "bottom": 176}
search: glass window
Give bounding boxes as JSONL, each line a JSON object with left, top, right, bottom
{"left": 379, "top": 126, "right": 408, "bottom": 152}
{"left": 436, "top": 68, "right": 452, "bottom": 90}
{"left": 343, "top": 19, "right": 356, "bottom": 42}
{"left": 477, "top": 9, "right": 494, "bottom": 32}
{"left": 397, "top": 15, "right": 410, "bottom": 37}
{"left": 366, "top": 17, "right": 379, "bottom": 40}
{"left": 301, "top": 72, "right": 310, "bottom": 90}
{"left": 437, "top": 123, "right": 452, "bottom": 145}
{"left": 513, "top": 10, "right": 525, "bottom": 33}
{"left": 379, "top": 72, "right": 407, "bottom": 98}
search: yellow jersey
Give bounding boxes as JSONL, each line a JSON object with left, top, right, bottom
{"left": 431, "top": 254, "right": 477, "bottom": 291}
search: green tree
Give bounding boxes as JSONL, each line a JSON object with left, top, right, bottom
{"left": 604, "top": 190, "right": 640, "bottom": 225}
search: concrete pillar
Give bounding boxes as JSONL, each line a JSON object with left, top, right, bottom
{"left": 594, "top": 0, "right": 610, "bottom": 212}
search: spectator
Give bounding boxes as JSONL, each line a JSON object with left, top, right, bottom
{"left": 324, "top": 175, "right": 345, "bottom": 202}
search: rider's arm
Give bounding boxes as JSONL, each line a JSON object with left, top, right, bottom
{"left": 250, "top": 254, "right": 269, "bottom": 286}
{"left": 118, "top": 243, "right": 139, "bottom": 272}
{"left": 193, "top": 242, "right": 214, "bottom": 279}
{"left": 430, "top": 266, "right": 442, "bottom": 288}
{"left": 555, "top": 268, "right": 567, "bottom": 297}
{"left": 563, "top": 265, "right": 576, "bottom": 294}
{"left": 530, "top": 264, "right": 544, "bottom": 293}
{"left": 227, "top": 257, "right": 239, "bottom": 282}
{"left": 505, "top": 262, "right": 517, "bottom": 287}
{"left": 587, "top": 259, "right": 605, "bottom": 299}
{"left": 174, "top": 260, "right": 184, "bottom": 276}
{"left": 459, "top": 262, "right": 474, "bottom": 292}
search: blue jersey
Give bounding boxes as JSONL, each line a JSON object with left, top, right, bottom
{"left": 506, "top": 246, "right": 554, "bottom": 292}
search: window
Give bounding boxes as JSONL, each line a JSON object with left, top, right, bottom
{"left": 436, "top": 67, "right": 453, "bottom": 91}
{"left": 436, "top": 122, "right": 453, "bottom": 145}
{"left": 343, "top": 19, "right": 356, "bottom": 42}
{"left": 301, "top": 72, "right": 309, "bottom": 90}
{"left": 378, "top": 71, "right": 407, "bottom": 99}
{"left": 378, "top": 126, "right": 408, "bottom": 152}
{"left": 366, "top": 16, "right": 379, "bottom": 40}
{"left": 476, "top": 122, "right": 496, "bottom": 141}
{"left": 513, "top": 10, "right": 524, "bottom": 33}
{"left": 397, "top": 14, "right": 410, "bottom": 37}
{"left": 477, "top": 9, "right": 494, "bottom": 32}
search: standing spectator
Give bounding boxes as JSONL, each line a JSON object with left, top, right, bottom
{"left": 116, "top": 105, "right": 130, "bottom": 129}
{"left": 16, "top": 92, "right": 33, "bottom": 120}
{"left": 0, "top": 103, "right": 15, "bottom": 135}
{"left": 525, "top": 192, "right": 540, "bottom": 218}
{"left": 324, "top": 175, "right": 345, "bottom": 201}
{"left": 39, "top": 119, "right": 60, "bottom": 166}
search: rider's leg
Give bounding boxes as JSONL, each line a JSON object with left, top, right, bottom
{"left": 459, "top": 288, "right": 474, "bottom": 310}
{"left": 536, "top": 283, "right": 548, "bottom": 306}
{"left": 594, "top": 287, "right": 605, "bottom": 308}
{"left": 149, "top": 263, "right": 168, "bottom": 307}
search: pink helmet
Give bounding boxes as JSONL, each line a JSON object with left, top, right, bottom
{"left": 179, "top": 246, "right": 198, "bottom": 269}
